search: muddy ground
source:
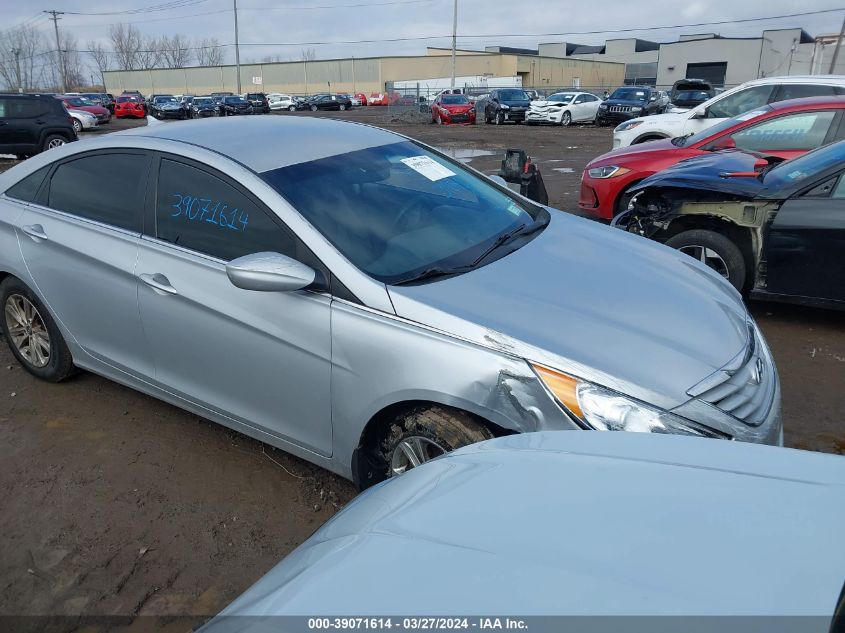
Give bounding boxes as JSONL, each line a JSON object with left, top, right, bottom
{"left": 1, "top": 110, "right": 843, "bottom": 623}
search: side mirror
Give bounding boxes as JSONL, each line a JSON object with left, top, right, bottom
{"left": 226, "top": 252, "right": 315, "bottom": 292}
{"left": 709, "top": 136, "right": 736, "bottom": 151}
{"left": 691, "top": 108, "right": 707, "bottom": 119}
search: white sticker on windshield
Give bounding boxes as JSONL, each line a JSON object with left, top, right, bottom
{"left": 735, "top": 109, "right": 767, "bottom": 121}
{"left": 400, "top": 156, "right": 456, "bottom": 181}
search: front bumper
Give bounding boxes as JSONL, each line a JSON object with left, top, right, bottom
{"left": 525, "top": 109, "right": 562, "bottom": 124}
{"left": 500, "top": 107, "right": 528, "bottom": 121}
{"left": 597, "top": 108, "right": 642, "bottom": 124}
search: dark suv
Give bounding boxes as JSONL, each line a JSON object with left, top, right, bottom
{"left": 597, "top": 86, "right": 663, "bottom": 126}
{"left": 245, "top": 92, "right": 270, "bottom": 114}
{"left": 0, "top": 94, "right": 76, "bottom": 158}
{"left": 484, "top": 88, "right": 532, "bottom": 124}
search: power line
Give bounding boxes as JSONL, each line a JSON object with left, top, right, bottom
{"left": 62, "top": 0, "right": 210, "bottom": 17}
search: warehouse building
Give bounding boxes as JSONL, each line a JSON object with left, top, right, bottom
{"left": 537, "top": 28, "right": 841, "bottom": 88}
{"left": 102, "top": 48, "right": 624, "bottom": 97}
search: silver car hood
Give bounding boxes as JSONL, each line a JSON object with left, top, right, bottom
{"left": 387, "top": 211, "right": 750, "bottom": 409}
{"left": 205, "top": 433, "right": 845, "bottom": 619}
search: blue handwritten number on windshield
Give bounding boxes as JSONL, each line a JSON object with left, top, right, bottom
{"left": 170, "top": 193, "right": 249, "bottom": 232}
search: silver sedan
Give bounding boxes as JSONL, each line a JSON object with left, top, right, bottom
{"left": 0, "top": 117, "right": 781, "bottom": 488}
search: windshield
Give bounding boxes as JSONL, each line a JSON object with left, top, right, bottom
{"left": 194, "top": 98, "right": 212, "bottom": 105}
{"left": 441, "top": 95, "right": 469, "bottom": 105}
{"left": 548, "top": 93, "right": 575, "bottom": 103}
{"left": 609, "top": 88, "right": 647, "bottom": 102}
{"left": 65, "top": 97, "right": 96, "bottom": 107}
{"left": 156, "top": 97, "right": 177, "bottom": 103}
{"left": 675, "top": 105, "right": 773, "bottom": 146}
{"left": 498, "top": 89, "right": 529, "bottom": 101}
{"left": 260, "top": 140, "right": 548, "bottom": 284}
{"left": 673, "top": 91, "right": 713, "bottom": 103}
{"left": 764, "top": 140, "right": 845, "bottom": 190}
{"left": 225, "top": 97, "right": 247, "bottom": 104}
{"left": 116, "top": 96, "right": 137, "bottom": 103}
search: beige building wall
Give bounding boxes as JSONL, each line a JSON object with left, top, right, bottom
{"left": 104, "top": 53, "right": 623, "bottom": 96}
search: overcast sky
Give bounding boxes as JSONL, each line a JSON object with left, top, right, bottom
{"left": 2, "top": 0, "right": 842, "bottom": 65}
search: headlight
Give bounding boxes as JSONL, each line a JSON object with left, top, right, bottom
{"left": 614, "top": 120, "right": 643, "bottom": 132}
{"left": 500, "top": 104, "right": 510, "bottom": 110}
{"left": 469, "top": 107, "right": 475, "bottom": 113}
{"left": 586, "top": 165, "right": 631, "bottom": 179}
{"left": 631, "top": 106, "right": 642, "bottom": 112}
{"left": 532, "top": 364, "right": 724, "bottom": 438}
{"left": 598, "top": 104, "right": 607, "bottom": 109}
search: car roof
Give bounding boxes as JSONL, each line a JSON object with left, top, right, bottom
{"left": 211, "top": 432, "right": 845, "bottom": 616}
{"left": 744, "top": 74, "right": 845, "bottom": 86}
{"left": 114, "top": 116, "right": 403, "bottom": 172}
{"left": 767, "top": 95, "right": 845, "bottom": 111}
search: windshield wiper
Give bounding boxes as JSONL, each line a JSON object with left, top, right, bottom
{"left": 469, "top": 220, "right": 547, "bottom": 268}
{"left": 393, "top": 265, "right": 474, "bottom": 286}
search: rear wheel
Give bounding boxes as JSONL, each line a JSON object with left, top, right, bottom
{"left": 665, "top": 229, "right": 747, "bottom": 292}
{"left": 310, "top": 105, "right": 318, "bottom": 112}
{"left": 42, "top": 134, "right": 67, "bottom": 152}
{"left": 288, "top": 105, "right": 296, "bottom": 111}
{"left": 339, "top": 104, "right": 346, "bottom": 111}
{"left": 1, "top": 277, "right": 75, "bottom": 382}
{"left": 381, "top": 406, "right": 493, "bottom": 478}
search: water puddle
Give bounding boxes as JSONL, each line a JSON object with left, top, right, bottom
{"left": 435, "top": 147, "right": 497, "bottom": 163}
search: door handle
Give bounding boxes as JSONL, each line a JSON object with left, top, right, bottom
{"left": 35, "top": 119, "right": 46, "bottom": 125}
{"left": 21, "top": 224, "right": 48, "bottom": 241}
{"left": 139, "top": 273, "right": 178, "bottom": 296}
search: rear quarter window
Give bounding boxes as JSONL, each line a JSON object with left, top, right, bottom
{"left": 4, "top": 166, "right": 50, "bottom": 203}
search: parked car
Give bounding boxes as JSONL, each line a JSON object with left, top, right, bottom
{"left": 114, "top": 95, "right": 146, "bottom": 119}
{"left": 431, "top": 94, "right": 475, "bottom": 125}
{"left": 82, "top": 92, "right": 115, "bottom": 113}
{"left": 524, "top": 88, "right": 542, "bottom": 100}
{"left": 244, "top": 92, "right": 270, "bottom": 114}
{"left": 525, "top": 91, "right": 601, "bottom": 126}
{"left": 191, "top": 97, "right": 218, "bottom": 118}
{"left": 612, "top": 75, "right": 845, "bottom": 147}
{"left": 484, "top": 88, "right": 532, "bottom": 124}
{"left": 668, "top": 78, "right": 716, "bottom": 112}
{"left": 655, "top": 89, "right": 671, "bottom": 111}
{"left": 349, "top": 94, "right": 363, "bottom": 107}
{"left": 618, "top": 139, "right": 845, "bottom": 307}
{"left": 218, "top": 95, "right": 252, "bottom": 116}
{"left": 0, "top": 117, "right": 783, "bottom": 491}
{"left": 57, "top": 95, "right": 110, "bottom": 123}
{"left": 353, "top": 92, "right": 369, "bottom": 106}
{"left": 580, "top": 96, "right": 845, "bottom": 221}
{"left": 201, "top": 432, "right": 845, "bottom": 622}
{"left": 368, "top": 92, "right": 390, "bottom": 105}
{"left": 596, "top": 86, "right": 663, "bottom": 126}
{"left": 149, "top": 95, "right": 187, "bottom": 119}
{"left": 267, "top": 93, "right": 297, "bottom": 111}
{"left": 302, "top": 94, "right": 351, "bottom": 111}
{"left": 0, "top": 94, "right": 76, "bottom": 158}
{"left": 177, "top": 95, "right": 194, "bottom": 118}
{"left": 210, "top": 92, "right": 234, "bottom": 98}
{"left": 67, "top": 109, "right": 98, "bottom": 133}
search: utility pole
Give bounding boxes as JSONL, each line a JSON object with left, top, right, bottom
{"left": 233, "top": 0, "right": 242, "bottom": 94}
{"left": 829, "top": 12, "right": 845, "bottom": 74}
{"left": 450, "top": 0, "right": 458, "bottom": 90}
{"left": 44, "top": 10, "right": 66, "bottom": 93}
{"left": 10, "top": 48, "right": 22, "bottom": 93}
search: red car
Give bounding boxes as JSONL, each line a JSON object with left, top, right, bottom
{"left": 431, "top": 94, "right": 476, "bottom": 125}
{"left": 579, "top": 96, "right": 845, "bottom": 221}
{"left": 57, "top": 95, "right": 111, "bottom": 123}
{"left": 353, "top": 92, "right": 368, "bottom": 106}
{"left": 114, "top": 95, "right": 146, "bottom": 119}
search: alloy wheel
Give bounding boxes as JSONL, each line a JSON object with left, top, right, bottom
{"left": 390, "top": 436, "right": 446, "bottom": 476}
{"left": 4, "top": 294, "right": 50, "bottom": 368}
{"left": 47, "top": 138, "right": 66, "bottom": 149}
{"left": 678, "top": 245, "right": 730, "bottom": 279}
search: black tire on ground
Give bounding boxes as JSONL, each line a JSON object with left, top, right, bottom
{"left": 339, "top": 104, "right": 346, "bottom": 111}
{"left": 0, "top": 276, "right": 75, "bottom": 382}
{"left": 41, "top": 134, "right": 67, "bottom": 152}
{"left": 310, "top": 105, "right": 318, "bottom": 111}
{"left": 15, "top": 154, "right": 28, "bottom": 160}
{"left": 495, "top": 110, "right": 505, "bottom": 125}
{"left": 561, "top": 111, "right": 572, "bottom": 126}
{"left": 665, "top": 229, "right": 747, "bottom": 292}
{"left": 72, "top": 119, "right": 82, "bottom": 133}
{"left": 381, "top": 405, "right": 493, "bottom": 478}
{"left": 288, "top": 105, "right": 296, "bottom": 111}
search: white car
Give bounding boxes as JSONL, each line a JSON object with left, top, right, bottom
{"left": 267, "top": 93, "right": 297, "bottom": 111}
{"left": 349, "top": 95, "right": 362, "bottom": 107}
{"left": 612, "top": 75, "right": 845, "bottom": 148}
{"left": 67, "top": 109, "right": 98, "bottom": 133}
{"left": 525, "top": 91, "right": 601, "bottom": 126}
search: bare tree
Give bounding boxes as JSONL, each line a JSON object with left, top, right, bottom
{"left": 0, "top": 24, "right": 48, "bottom": 91}
{"left": 300, "top": 48, "right": 317, "bottom": 61}
{"left": 87, "top": 40, "right": 111, "bottom": 88}
{"left": 158, "top": 34, "right": 192, "bottom": 68}
{"left": 59, "top": 33, "right": 85, "bottom": 91}
{"left": 136, "top": 35, "right": 162, "bottom": 69}
{"left": 109, "top": 24, "right": 142, "bottom": 70}
{"left": 261, "top": 54, "right": 285, "bottom": 63}
{"left": 196, "top": 37, "right": 224, "bottom": 66}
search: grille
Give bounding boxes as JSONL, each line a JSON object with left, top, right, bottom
{"left": 609, "top": 105, "right": 632, "bottom": 113}
{"left": 450, "top": 114, "right": 469, "bottom": 122}
{"left": 687, "top": 326, "right": 775, "bottom": 427}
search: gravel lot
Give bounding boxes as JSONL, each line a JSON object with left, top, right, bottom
{"left": 1, "top": 110, "right": 843, "bottom": 621}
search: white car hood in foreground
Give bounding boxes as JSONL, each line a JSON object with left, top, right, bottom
{"left": 205, "top": 433, "right": 845, "bottom": 620}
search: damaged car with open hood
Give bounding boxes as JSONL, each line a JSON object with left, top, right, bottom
{"left": 0, "top": 117, "right": 781, "bottom": 493}
{"left": 616, "top": 139, "right": 845, "bottom": 309}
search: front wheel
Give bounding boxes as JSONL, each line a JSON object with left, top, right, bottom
{"left": 339, "top": 104, "right": 346, "bottom": 111}
{"left": 1, "top": 277, "right": 75, "bottom": 382}
{"left": 72, "top": 119, "right": 82, "bottom": 133}
{"left": 665, "top": 229, "right": 747, "bottom": 292}
{"left": 561, "top": 111, "right": 572, "bottom": 126}
{"left": 495, "top": 110, "right": 505, "bottom": 125}
{"left": 288, "top": 105, "right": 296, "bottom": 111}
{"left": 381, "top": 406, "right": 493, "bottom": 478}
{"left": 310, "top": 105, "right": 318, "bottom": 111}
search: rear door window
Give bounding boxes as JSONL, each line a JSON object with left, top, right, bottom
{"left": 707, "top": 85, "right": 775, "bottom": 119}
{"left": 774, "top": 84, "right": 842, "bottom": 101}
{"left": 730, "top": 111, "right": 838, "bottom": 152}
{"left": 47, "top": 153, "right": 150, "bottom": 231}
{"left": 154, "top": 158, "right": 295, "bottom": 262}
